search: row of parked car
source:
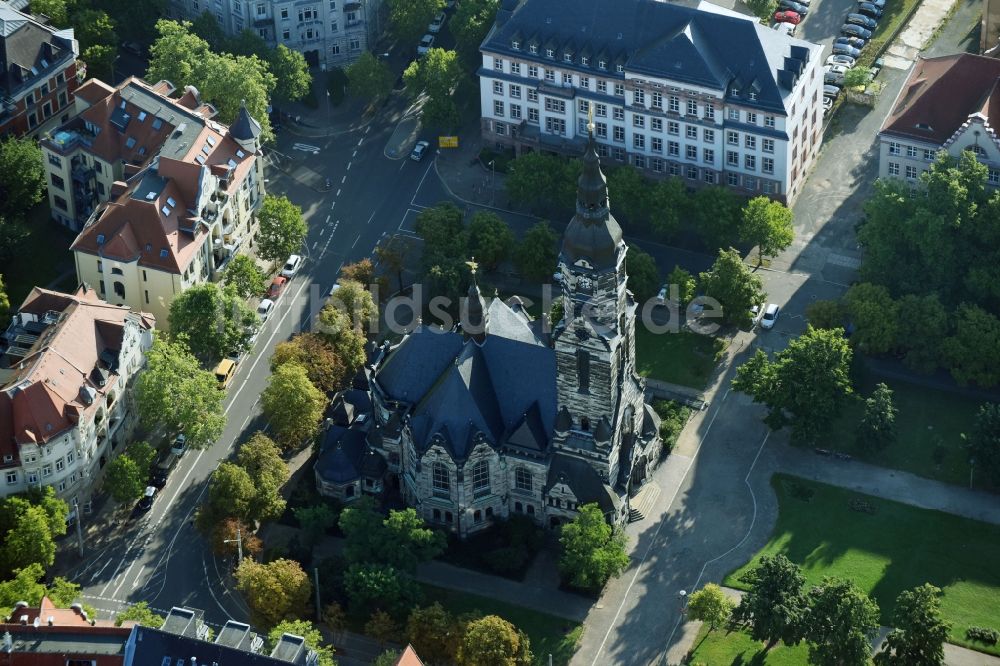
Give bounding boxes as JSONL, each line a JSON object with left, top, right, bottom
{"left": 417, "top": 0, "right": 458, "bottom": 55}
{"left": 823, "top": 0, "right": 885, "bottom": 111}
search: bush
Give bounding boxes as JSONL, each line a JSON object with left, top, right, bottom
{"left": 966, "top": 626, "right": 1000, "bottom": 645}
{"left": 482, "top": 545, "right": 529, "bottom": 576}
{"left": 653, "top": 400, "right": 691, "bottom": 456}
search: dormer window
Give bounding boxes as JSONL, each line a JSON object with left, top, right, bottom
{"left": 546, "top": 48, "right": 555, "bottom": 58}
{"left": 729, "top": 85, "right": 738, "bottom": 96}
{"left": 529, "top": 44, "right": 538, "bottom": 54}
{"left": 598, "top": 60, "right": 607, "bottom": 70}
{"left": 511, "top": 39, "right": 520, "bottom": 49}
{"left": 968, "top": 144, "right": 987, "bottom": 157}
{"left": 581, "top": 56, "right": 589, "bottom": 66}
{"left": 748, "top": 91, "right": 757, "bottom": 101}
{"left": 563, "top": 53, "right": 572, "bottom": 62}
{"left": 616, "top": 64, "right": 624, "bottom": 73}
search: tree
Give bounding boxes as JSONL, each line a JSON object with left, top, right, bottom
{"left": 804, "top": 577, "right": 880, "bottom": 666}
{"left": 451, "top": 0, "right": 499, "bottom": 69}
{"left": 316, "top": 306, "right": 368, "bottom": 375}
{"left": 0, "top": 275, "right": 9, "bottom": 322}
{"left": 82, "top": 44, "right": 117, "bottom": 81}
{"left": 344, "top": 563, "right": 421, "bottom": 618}
{"left": 329, "top": 279, "right": 377, "bottom": 334}
{"left": 235, "top": 558, "right": 312, "bottom": 628}
{"left": 257, "top": 195, "right": 308, "bottom": 265}
{"left": 134, "top": 335, "right": 226, "bottom": 449}
{"left": 457, "top": 615, "right": 533, "bottom": 666}
{"left": 271, "top": 333, "right": 346, "bottom": 393}
{"left": 322, "top": 602, "right": 347, "bottom": 638}
{"left": 223, "top": 254, "right": 267, "bottom": 299}
{"left": 237, "top": 432, "right": 289, "bottom": 521}
{"left": 373, "top": 650, "right": 401, "bottom": 666}
{"left": 0, "top": 504, "right": 57, "bottom": 574}
{"left": 169, "top": 283, "right": 257, "bottom": 361}
{"left": 515, "top": 221, "right": 559, "bottom": 282}
{"left": 667, "top": 265, "right": 697, "bottom": 308}
{"left": 740, "top": 196, "right": 794, "bottom": 264}
{"left": 896, "top": 294, "right": 947, "bottom": 374}
{"left": 732, "top": 554, "right": 807, "bottom": 649}
{"left": 268, "top": 620, "right": 335, "bottom": 666}
{"left": 407, "top": 603, "right": 462, "bottom": 664}
{"left": 210, "top": 518, "right": 263, "bottom": 559}
{"left": 0, "top": 564, "right": 45, "bottom": 618}
{"left": 366, "top": 609, "right": 399, "bottom": 646}
{"left": 104, "top": 455, "right": 145, "bottom": 506}
{"left": 295, "top": 504, "right": 337, "bottom": 547}
{"left": 607, "top": 166, "right": 654, "bottom": 228}
{"left": 340, "top": 500, "right": 445, "bottom": 573}
{"left": 687, "top": 583, "right": 735, "bottom": 632}
{"left": 346, "top": 52, "right": 394, "bottom": 102}
{"left": 806, "top": 299, "right": 844, "bottom": 330}
{"left": 558, "top": 504, "right": 629, "bottom": 592}
{"left": 844, "top": 66, "right": 869, "bottom": 88}
{"left": 31, "top": 0, "right": 68, "bottom": 24}
{"left": 73, "top": 8, "right": 118, "bottom": 50}
{"left": 97, "top": 0, "right": 167, "bottom": 44}
{"left": 115, "top": 601, "right": 165, "bottom": 628}
{"left": 966, "top": 402, "right": 1000, "bottom": 486}
{"left": 856, "top": 383, "right": 897, "bottom": 452}
{"left": 699, "top": 248, "right": 765, "bottom": 328}
{"left": 340, "top": 258, "right": 377, "bottom": 287}
{"left": 692, "top": 186, "right": 743, "bottom": 250}
{"left": 201, "top": 462, "right": 256, "bottom": 526}
{"left": 376, "top": 242, "right": 407, "bottom": 292}
{"left": 942, "top": 303, "right": 1000, "bottom": 387}
{"left": 467, "top": 211, "right": 515, "bottom": 270}
{"left": 733, "top": 326, "right": 853, "bottom": 445}
{"left": 415, "top": 203, "right": 468, "bottom": 297}
{"left": 505, "top": 152, "right": 580, "bottom": 217}
{"left": 745, "top": 0, "right": 779, "bottom": 21}
{"left": 269, "top": 44, "right": 312, "bottom": 103}
{"left": 0, "top": 136, "right": 45, "bottom": 219}
{"left": 626, "top": 246, "right": 659, "bottom": 302}
{"left": 843, "top": 282, "right": 899, "bottom": 355}
{"left": 388, "top": 0, "right": 444, "bottom": 45}
{"left": 146, "top": 20, "right": 211, "bottom": 99}
{"left": 875, "top": 584, "right": 950, "bottom": 666}
{"left": 404, "top": 48, "right": 462, "bottom": 129}
{"left": 650, "top": 177, "right": 688, "bottom": 240}
{"left": 189, "top": 10, "right": 228, "bottom": 49}
{"left": 261, "top": 363, "right": 326, "bottom": 449}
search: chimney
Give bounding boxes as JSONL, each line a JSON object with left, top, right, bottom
{"left": 47, "top": 616, "right": 54, "bottom": 626}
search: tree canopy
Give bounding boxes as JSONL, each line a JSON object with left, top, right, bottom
{"left": 235, "top": 558, "right": 312, "bottom": 628}
{"left": 316, "top": 305, "right": 368, "bottom": 375}
{"left": 843, "top": 282, "right": 899, "bottom": 356}
{"left": 388, "top": 0, "right": 444, "bottom": 43}
{"left": 134, "top": 335, "right": 226, "bottom": 449}
{"left": 451, "top": 0, "right": 500, "bottom": 69}
{"left": 699, "top": 247, "right": 765, "bottom": 328}
{"left": 966, "top": 402, "right": 1000, "bottom": 486}
{"left": 804, "top": 577, "right": 880, "bottom": 666}
{"left": 404, "top": 47, "right": 462, "bottom": 129}
{"left": 875, "top": 584, "right": 950, "bottom": 666}
{"left": 733, "top": 326, "right": 853, "bottom": 445}
{"left": 115, "top": 601, "right": 165, "bottom": 628}
{"left": 271, "top": 333, "right": 347, "bottom": 394}
{"left": 626, "top": 245, "right": 660, "bottom": 303}
{"left": 687, "top": 583, "right": 735, "bottom": 631}
{"left": 339, "top": 499, "right": 445, "bottom": 573}
{"left": 269, "top": 44, "right": 312, "bottom": 103}
{"left": 223, "top": 254, "right": 267, "bottom": 300}
{"left": 558, "top": 503, "right": 629, "bottom": 592}
{"left": 515, "top": 221, "right": 560, "bottom": 283}
{"left": 467, "top": 211, "right": 515, "bottom": 270}
{"left": 0, "top": 136, "right": 45, "bottom": 220}
{"left": 105, "top": 441, "right": 157, "bottom": 505}
{"left": 740, "top": 196, "right": 794, "bottom": 264}
{"left": 732, "top": 554, "right": 807, "bottom": 648}
{"left": 0, "top": 563, "right": 85, "bottom": 619}
{"left": 457, "top": 615, "right": 533, "bottom": 666}
{"left": 256, "top": 195, "right": 308, "bottom": 265}
{"left": 169, "top": 283, "right": 257, "bottom": 362}
{"left": 346, "top": 52, "right": 394, "bottom": 102}
{"left": 261, "top": 363, "right": 326, "bottom": 449}
{"left": 856, "top": 383, "right": 897, "bottom": 452}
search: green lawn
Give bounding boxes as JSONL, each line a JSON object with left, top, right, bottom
{"left": 422, "top": 585, "right": 583, "bottom": 666}
{"left": 818, "top": 376, "right": 984, "bottom": 488}
{"left": 635, "top": 325, "right": 726, "bottom": 390}
{"left": 724, "top": 475, "right": 1000, "bottom": 655}
{"left": 688, "top": 625, "right": 811, "bottom": 665}
{"left": 4, "top": 205, "right": 76, "bottom": 306}
{"left": 858, "top": 0, "right": 922, "bottom": 66}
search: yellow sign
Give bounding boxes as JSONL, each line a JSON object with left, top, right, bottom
{"left": 438, "top": 136, "right": 459, "bottom": 148}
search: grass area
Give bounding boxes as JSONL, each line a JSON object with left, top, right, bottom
{"left": 422, "top": 585, "right": 583, "bottom": 666}
{"left": 857, "top": 0, "right": 922, "bottom": 67}
{"left": 4, "top": 205, "right": 75, "bottom": 306}
{"left": 818, "top": 376, "right": 983, "bottom": 488}
{"left": 724, "top": 475, "right": 1000, "bottom": 655}
{"left": 634, "top": 325, "right": 726, "bottom": 390}
{"left": 687, "top": 624, "right": 810, "bottom": 665}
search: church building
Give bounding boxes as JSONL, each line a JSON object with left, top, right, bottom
{"left": 316, "top": 136, "right": 663, "bottom": 536}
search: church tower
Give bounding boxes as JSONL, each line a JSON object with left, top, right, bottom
{"left": 551, "top": 132, "right": 654, "bottom": 493}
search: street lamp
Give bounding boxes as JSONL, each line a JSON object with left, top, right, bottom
{"left": 223, "top": 526, "right": 244, "bottom": 566}
{"left": 488, "top": 159, "right": 495, "bottom": 206}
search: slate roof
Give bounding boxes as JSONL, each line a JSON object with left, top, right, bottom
{"left": 880, "top": 53, "right": 1000, "bottom": 145}
{"left": 0, "top": 2, "right": 76, "bottom": 99}
{"left": 315, "top": 424, "right": 368, "bottom": 484}
{"left": 545, "top": 452, "right": 620, "bottom": 514}
{"left": 127, "top": 625, "right": 304, "bottom": 665}
{"left": 483, "top": 0, "right": 819, "bottom": 114}
{"left": 374, "top": 298, "right": 556, "bottom": 461}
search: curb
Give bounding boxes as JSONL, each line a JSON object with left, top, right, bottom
{"left": 432, "top": 158, "right": 543, "bottom": 220}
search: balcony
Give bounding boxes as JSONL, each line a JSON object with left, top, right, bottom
{"left": 72, "top": 164, "right": 95, "bottom": 183}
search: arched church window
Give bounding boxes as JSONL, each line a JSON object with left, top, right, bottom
{"left": 576, "top": 349, "right": 590, "bottom": 390}
{"left": 581, "top": 417, "right": 591, "bottom": 431}
{"left": 432, "top": 463, "right": 450, "bottom": 496}
{"left": 472, "top": 461, "right": 490, "bottom": 495}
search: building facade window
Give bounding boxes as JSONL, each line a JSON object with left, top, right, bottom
{"left": 614, "top": 83, "right": 625, "bottom": 97}
{"left": 432, "top": 463, "right": 450, "bottom": 495}
{"left": 727, "top": 150, "right": 739, "bottom": 166}
{"left": 472, "top": 461, "right": 490, "bottom": 494}
{"left": 745, "top": 154, "right": 756, "bottom": 170}
{"left": 528, "top": 108, "right": 539, "bottom": 123}
{"left": 668, "top": 96, "right": 679, "bottom": 113}
{"left": 686, "top": 99, "right": 697, "bottom": 115}
{"left": 668, "top": 141, "right": 679, "bottom": 157}
{"left": 494, "top": 100, "right": 504, "bottom": 117}
{"left": 633, "top": 114, "right": 645, "bottom": 128}
{"left": 905, "top": 165, "right": 918, "bottom": 179}
{"left": 613, "top": 126, "right": 625, "bottom": 142}
{"left": 703, "top": 148, "right": 714, "bottom": 164}
{"left": 515, "top": 467, "right": 532, "bottom": 491}
{"left": 667, "top": 121, "right": 679, "bottom": 135}
{"left": 597, "top": 80, "right": 607, "bottom": 93}
{"left": 703, "top": 128, "right": 715, "bottom": 143}
{"left": 633, "top": 134, "right": 645, "bottom": 150}
{"left": 509, "top": 84, "right": 521, "bottom": 98}
{"left": 906, "top": 145, "right": 918, "bottom": 158}
{"left": 763, "top": 157, "right": 774, "bottom": 174}
{"left": 685, "top": 145, "right": 697, "bottom": 160}
{"left": 595, "top": 122, "right": 607, "bottom": 138}
{"left": 747, "top": 112, "right": 757, "bottom": 124}
{"left": 510, "top": 104, "right": 521, "bottom": 119}
{"left": 888, "top": 141, "right": 900, "bottom": 156}
{"left": 685, "top": 125, "right": 697, "bottom": 139}
{"left": 527, "top": 88, "right": 538, "bottom": 102}
{"left": 762, "top": 138, "right": 774, "bottom": 153}
{"left": 887, "top": 162, "right": 900, "bottom": 176}
{"left": 745, "top": 135, "right": 756, "bottom": 150}
{"left": 651, "top": 137, "right": 662, "bottom": 153}
{"left": 634, "top": 89, "right": 645, "bottom": 105}
{"left": 546, "top": 118, "right": 566, "bottom": 135}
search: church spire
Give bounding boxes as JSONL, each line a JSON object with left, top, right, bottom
{"left": 463, "top": 258, "right": 487, "bottom": 344}
{"left": 560, "top": 125, "right": 623, "bottom": 270}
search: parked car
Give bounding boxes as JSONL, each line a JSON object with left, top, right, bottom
{"left": 857, "top": 2, "right": 883, "bottom": 17}
{"left": 281, "top": 254, "right": 302, "bottom": 278}
{"left": 835, "top": 35, "right": 867, "bottom": 49}
{"left": 137, "top": 485, "right": 157, "bottom": 512}
{"left": 750, "top": 303, "right": 764, "bottom": 327}
{"left": 656, "top": 285, "right": 668, "bottom": 304}
{"left": 214, "top": 358, "right": 237, "bottom": 390}
{"left": 428, "top": 11, "right": 446, "bottom": 33}
{"left": 417, "top": 34, "right": 435, "bottom": 55}
{"left": 823, "top": 84, "right": 842, "bottom": 98}
{"left": 267, "top": 276, "right": 288, "bottom": 300}
{"left": 827, "top": 53, "right": 858, "bottom": 67}
{"left": 410, "top": 140, "right": 430, "bottom": 161}
{"left": 778, "top": 0, "right": 809, "bottom": 13}
{"left": 257, "top": 298, "right": 275, "bottom": 322}
{"left": 150, "top": 453, "right": 178, "bottom": 488}
{"left": 120, "top": 41, "right": 143, "bottom": 56}
{"left": 773, "top": 9, "right": 802, "bottom": 23}
{"left": 846, "top": 13, "right": 877, "bottom": 29}
{"left": 823, "top": 96, "right": 834, "bottom": 114}
{"left": 772, "top": 21, "right": 796, "bottom": 36}
{"left": 826, "top": 63, "right": 849, "bottom": 76}
{"left": 761, "top": 304, "right": 780, "bottom": 330}
{"left": 170, "top": 434, "right": 187, "bottom": 457}
{"left": 841, "top": 24, "right": 873, "bottom": 39}
{"left": 825, "top": 73, "right": 845, "bottom": 87}
{"left": 866, "top": 0, "right": 886, "bottom": 7}
{"left": 833, "top": 42, "right": 864, "bottom": 57}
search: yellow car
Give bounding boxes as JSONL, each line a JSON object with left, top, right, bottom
{"left": 214, "top": 358, "right": 237, "bottom": 390}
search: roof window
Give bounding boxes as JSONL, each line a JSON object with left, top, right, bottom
{"left": 145, "top": 191, "right": 156, "bottom": 200}
{"left": 119, "top": 100, "right": 126, "bottom": 109}
{"left": 511, "top": 40, "right": 520, "bottom": 49}
{"left": 96, "top": 234, "right": 105, "bottom": 244}
{"left": 40, "top": 59, "right": 49, "bottom": 68}
{"left": 227, "top": 159, "right": 237, "bottom": 168}
{"left": 236, "top": 149, "right": 245, "bottom": 158}
{"left": 201, "top": 144, "right": 210, "bottom": 155}
{"left": 195, "top": 155, "right": 206, "bottom": 165}
{"left": 166, "top": 197, "right": 176, "bottom": 208}
{"left": 207, "top": 136, "right": 216, "bottom": 146}
{"left": 30, "top": 66, "right": 38, "bottom": 75}
{"left": 138, "top": 111, "right": 147, "bottom": 122}
{"left": 161, "top": 206, "right": 170, "bottom": 216}
{"left": 125, "top": 137, "right": 137, "bottom": 148}
{"left": 152, "top": 118, "right": 163, "bottom": 130}
{"left": 159, "top": 249, "right": 169, "bottom": 258}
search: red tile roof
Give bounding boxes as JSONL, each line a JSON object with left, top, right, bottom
{"left": 4, "top": 596, "right": 126, "bottom": 628}
{"left": 394, "top": 645, "right": 425, "bottom": 666}
{"left": 881, "top": 53, "right": 1000, "bottom": 145}
{"left": 0, "top": 286, "right": 154, "bottom": 464}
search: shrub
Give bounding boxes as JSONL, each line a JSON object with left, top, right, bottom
{"left": 653, "top": 400, "right": 691, "bottom": 455}
{"left": 966, "top": 626, "right": 1000, "bottom": 645}
{"left": 482, "top": 545, "right": 529, "bottom": 576}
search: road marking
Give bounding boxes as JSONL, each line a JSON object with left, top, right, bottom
{"left": 202, "top": 555, "right": 234, "bottom": 621}
{"left": 311, "top": 241, "right": 318, "bottom": 249}
{"left": 410, "top": 160, "right": 434, "bottom": 207}
{"left": 358, "top": 138, "right": 363, "bottom": 146}
{"left": 589, "top": 399, "right": 728, "bottom": 666}
{"left": 110, "top": 558, "right": 138, "bottom": 600}
{"left": 341, "top": 175, "right": 346, "bottom": 184}
{"left": 90, "top": 556, "right": 114, "bottom": 582}
{"left": 347, "top": 161, "right": 352, "bottom": 171}
{"left": 365, "top": 126, "right": 370, "bottom": 135}
{"left": 131, "top": 566, "right": 145, "bottom": 589}
{"left": 399, "top": 161, "right": 406, "bottom": 171}
{"left": 352, "top": 150, "right": 357, "bottom": 158}
{"left": 336, "top": 188, "right": 341, "bottom": 197}
{"left": 364, "top": 210, "right": 376, "bottom": 226}
{"left": 320, "top": 227, "right": 326, "bottom": 236}
{"left": 325, "top": 214, "right": 330, "bottom": 224}
{"left": 352, "top": 234, "right": 361, "bottom": 248}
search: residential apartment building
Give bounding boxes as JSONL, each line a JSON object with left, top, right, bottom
{"left": 167, "top": 0, "right": 384, "bottom": 70}
{"left": 39, "top": 76, "right": 265, "bottom": 326}
{"left": 479, "top": 0, "right": 824, "bottom": 204}
{"left": 0, "top": 285, "right": 154, "bottom": 513}
{"left": 878, "top": 54, "right": 1000, "bottom": 187}
{"left": 0, "top": 1, "right": 79, "bottom": 137}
